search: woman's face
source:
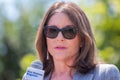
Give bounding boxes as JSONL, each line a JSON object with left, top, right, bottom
{"left": 46, "top": 12, "right": 81, "bottom": 62}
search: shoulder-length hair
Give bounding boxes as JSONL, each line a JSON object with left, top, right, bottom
{"left": 35, "top": 1, "right": 97, "bottom": 76}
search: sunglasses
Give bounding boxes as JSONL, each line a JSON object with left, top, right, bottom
{"left": 44, "top": 25, "right": 78, "bottom": 39}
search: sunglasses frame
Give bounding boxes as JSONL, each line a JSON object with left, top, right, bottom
{"left": 43, "top": 25, "right": 79, "bottom": 39}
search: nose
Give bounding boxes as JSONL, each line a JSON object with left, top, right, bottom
{"left": 56, "top": 32, "right": 64, "bottom": 41}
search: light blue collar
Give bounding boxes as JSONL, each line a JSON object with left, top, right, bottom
{"left": 73, "top": 71, "right": 94, "bottom": 80}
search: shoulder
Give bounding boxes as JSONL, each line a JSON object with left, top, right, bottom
{"left": 95, "top": 64, "right": 119, "bottom": 73}
{"left": 94, "top": 64, "right": 120, "bottom": 80}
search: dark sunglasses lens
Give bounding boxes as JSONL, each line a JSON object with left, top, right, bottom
{"left": 63, "top": 27, "right": 77, "bottom": 39}
{"left": 45, "top": 26, "right": 58, "bottom": 38}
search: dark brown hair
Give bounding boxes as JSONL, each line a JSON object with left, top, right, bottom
{"left": 35, "top": 1, "right": 97, "bottom": 76}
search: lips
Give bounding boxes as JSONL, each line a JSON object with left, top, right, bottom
{"left": 54, "top": 46, "right": 67, "bottom": 50}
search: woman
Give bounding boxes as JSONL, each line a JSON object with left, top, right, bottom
{"left": 35, "top": 1, "right": 120, "bottom": 80}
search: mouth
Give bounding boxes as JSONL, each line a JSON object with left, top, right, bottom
{"left": 54, "top": 46, "right": 67, "bottom": 50}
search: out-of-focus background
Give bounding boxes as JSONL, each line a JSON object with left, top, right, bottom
{"left": 0, "top": 0, "right": 120, "bottom": 80}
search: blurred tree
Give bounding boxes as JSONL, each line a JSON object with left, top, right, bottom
{"left": 83, "top": 0, "right": 120, "bottom": 67}
{"left": 0, "top": 0, "right": 51, "bottom": 80}
{"left": 94, "top": 0, "right": 120, "bottom": 67}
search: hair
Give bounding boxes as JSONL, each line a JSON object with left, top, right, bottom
{"left": 35, "top": 1, "right": 97, "bottom": 77}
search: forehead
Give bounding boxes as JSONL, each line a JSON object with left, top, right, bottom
{"left": 47, "top": 12, "right": 74, "bottom": 28}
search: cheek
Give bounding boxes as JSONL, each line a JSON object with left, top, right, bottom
{"left": 46, "top": 38, "right": 55, "bottom": 52}
{"left": 68, "top": 37, "right": 80, "bottom": 54}
{"left": 47, "top": 38, "right": 52, "bottom": 47}
{"left": 68, "top": 41, "right": 80, "bottom": 53}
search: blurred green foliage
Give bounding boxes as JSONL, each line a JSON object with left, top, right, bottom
{"left": 0, "top": 0, "right": 120, "bottom": 80}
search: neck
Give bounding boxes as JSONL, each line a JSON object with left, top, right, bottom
{"left": 52, "top": 59, "right": 75, "bottom": 77}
